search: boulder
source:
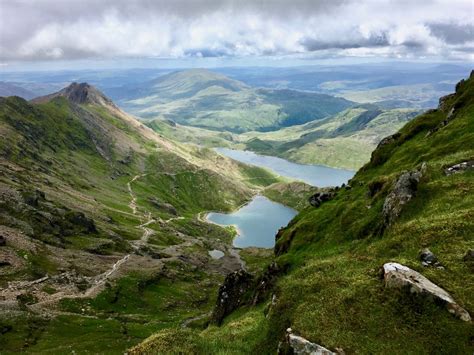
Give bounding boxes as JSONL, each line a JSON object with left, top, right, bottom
{"left": 382, "top": 262, "right": 471, "bottom": 322}
{"left": 309, "top": 190, "right": 335, "bottom": 208}
{"left": 148, "top": 198, "right": 178, "bottom": 215}
{"left": 381, "top": 169, "right": 422, "bottom": 230}
{"left": 463, "top": 249, "right": 474, "bottom": 263}
{"left": 65, "top": 211, "right": 97, "bottom": 234}
{"left": 278, "top": 328, "right": 335, "bottom": 355}
{"left": 419, "top": 248, "right": 443, "bottom": 268}
{"left": 211, "top": 269, "right": 253, "bottom": 325}
{"left": 444, "top": 160, "right": 474, "bottom": 175}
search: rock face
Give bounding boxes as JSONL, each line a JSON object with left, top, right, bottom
{"left": 65, "top": 211, "right": 97, "bottom": 234}
{"left": 252, "top": 261, "right": 282, "bottom": 305}
{"left": 381, "top": 169, "right": 422, "bottom": 229}
{"left": 0, "top": 235, "right": 5, "bottom": 246}
{"left": 376, "top": 132, "right": 401, "bottom": 149}
{"left": 445, "top": 160, "right": 474, "bottom": 175}
{"left": 382, "top": 262, "right": 471, "bottom": 322}
{"left": 278, "top": 328, "right": 335, "bottom": 355}
{"left": 211, "top": 269, "right": 253, "bottom": 325}
{"left": 309, "top": 190, "right": 335, "bottom": 208}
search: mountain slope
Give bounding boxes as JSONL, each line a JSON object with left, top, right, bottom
{"left": 0, "top": 83, "right": 283, "bottom": 352}
{"left": 111, "top": 69, "right": 353, "bottom": 133}
{"left": 133, "top": 73, "right": 474, "bottom": 353}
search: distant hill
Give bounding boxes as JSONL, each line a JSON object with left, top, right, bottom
{"left": 240, "top": 104, "right": 422, "bottom": 169}
{"left": 110, "top": 69, "right": 353, "bottom": 133}
{"left": 0, "top": 81, "right": 36, "bottom": 99}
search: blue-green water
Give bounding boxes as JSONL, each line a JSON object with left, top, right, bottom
{"left": 215, "top": 147, "right": 354, "bottom": 187}
{"left": 207, "top": 195, "right": 297, "bottom": 248}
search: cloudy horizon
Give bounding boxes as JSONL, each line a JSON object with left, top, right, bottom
{"left": 1, "top": 0, "right": 473, "bottom": 67}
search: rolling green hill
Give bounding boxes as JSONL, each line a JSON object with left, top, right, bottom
{"left": 115, "top": 69, "right": 353, "bottom": 133}
{"left": 131, "top": 73, "right": 474, "bottom": 354}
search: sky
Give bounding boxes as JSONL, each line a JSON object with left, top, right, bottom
{"left": 0, "top": 0, "right": 473, "bottom": 70}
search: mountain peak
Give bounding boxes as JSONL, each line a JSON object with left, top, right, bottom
{"left": 31, "top": 82, "right": 115, "bottom": 107}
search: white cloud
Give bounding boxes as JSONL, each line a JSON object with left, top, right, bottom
{"left": 1, "top": 0, "right": 473, "bottom": 61}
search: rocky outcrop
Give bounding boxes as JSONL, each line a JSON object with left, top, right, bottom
{"left": 252, "top": 261, "right": 283, "bottom": 305}
{"left": 445, "top": 160, "right": 474, "bottom": 175}
{"left": 382, "top": 262, "right": 471, "bottom": 322}
{"left": 278, "top": 328, "right": 335, "bottom": 355}
{"left": 381, "top": 167, "right": 423, "bottom": 230}
{"left": 211, "top": 269, "right": 253, "bottom": 325}
{"left": 376, "top": 132, "right": 401, "bottom": 149}
{"left": 419, "top": 248, "right": 443, "bottom": 268}
{"left": 275, "top": 229, "right": 296, "bottom": 256}
{"left": 65, "top": 211, "right": 98, "bottom": 234}
{"left": 309, "top": 190, "right": 335, "bottom": 208}
{"left": 148, "top": 198, "right": 178, "bottom": 215}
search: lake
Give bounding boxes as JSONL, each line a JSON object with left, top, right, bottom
{"left": 215, "top": 147, "right": 354, "bottom": 187}
{"left": 206, "top": 195, "right": 297, "bottom": 248}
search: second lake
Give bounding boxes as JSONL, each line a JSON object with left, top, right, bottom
{"left": 206, "top": 195, "right": 297, "bottom": 248}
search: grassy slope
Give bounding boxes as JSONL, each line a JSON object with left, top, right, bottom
{"left": 134, "top": 74, "right": 474, "bottom": 354}
{"left": 0, "top": 93, "right": 282, "bottom": 353}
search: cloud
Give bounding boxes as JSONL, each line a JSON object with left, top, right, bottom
{"left": 0, "top": 0, "right": 473, "bottom": 62}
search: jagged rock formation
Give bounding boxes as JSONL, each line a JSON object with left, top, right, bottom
{"left": 382, "top": 263, "right": 471, "bottom": 322}
{"left": 252, "top": 261, "right": 283, "bottom": 305}
{"left": 278, "top": 328, "right": 335, "bottom": 355}
{"left": 211, "top": 269, "right": 253, "bottom": 325}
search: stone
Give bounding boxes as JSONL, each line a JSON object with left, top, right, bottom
{"left": 0, "top": 235, "right": 5, "bottom": 246}
{"left": 253, "top": 261, "right": 282, "bottom": 305}
{"left": 309, "top": 190, "right": 335, "bottom": 208}
{"left": 463, "top": 249, "right": 474, "bottom": 263}
{"left": 381, "top": 169, "right": 422, "bottom": 230}
{"left": 65, "top": 211, "right": 97, "bottom": 233}
{"left": 419, "top": 248, "right": 443, "bottom": 268}
{"left": 382, "top": 262, "right": 471, "bottom": 322}
{"left": 279, "top": 328, "right": 335, "bottom": 355}
{"left": 211, "top": 269, "right": 253, "bottom": 325}
{"left": 444, "top": 160, "right": 474, "bottom": 175}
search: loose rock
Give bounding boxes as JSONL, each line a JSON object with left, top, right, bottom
{"left": 382, "top": 262, "right": 471, "bottom": 322}
{"left": 278, "top": 328, "right": 335, "bottom": 355}
{"left": 445, "top": 160, "right": 474, "bottom": 175}
{"left": 419, "top": 248, "right": 443, "bottom": 268}
{"left": 309, "top": 190, "right": 335, "bottom": 208}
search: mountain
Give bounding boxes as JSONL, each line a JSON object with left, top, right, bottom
{"left": 0, "top": 82, "right": 36, "bottom": 100}
{"left": 241, "top": 104, "right": 422, "bottom": 169}
{"left": 0, "top": 83, "right": 287, "bottom": 352}
{"left": 110, "top": 69, "right": 353, "bottom": 133}
{"left": 145, "top": 104, "right": 422, "bottom": 170}
{"left": 131, "top": 73, "right": 474, "bottom": 353}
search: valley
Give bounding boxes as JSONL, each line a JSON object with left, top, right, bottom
{"left": 0, "top": 68, "right": 472, "bottom": 354}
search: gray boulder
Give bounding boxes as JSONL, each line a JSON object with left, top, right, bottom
{"left": 309, "top": 190, "right": 335, "bottom": 208}
{"left": 381, "top": 169, "right": 422, "bottom": 229}
{"left": 419, "top": 248, "right": 443, "bottom": 268}
{"left": 445, "top": 160, "right": 474, "bottom": 175}
{"left": 279, "top": 328, "right": 335, "bottom": 355}
{"left": 382, "top": 262, "right": 471, "bottom": 322}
